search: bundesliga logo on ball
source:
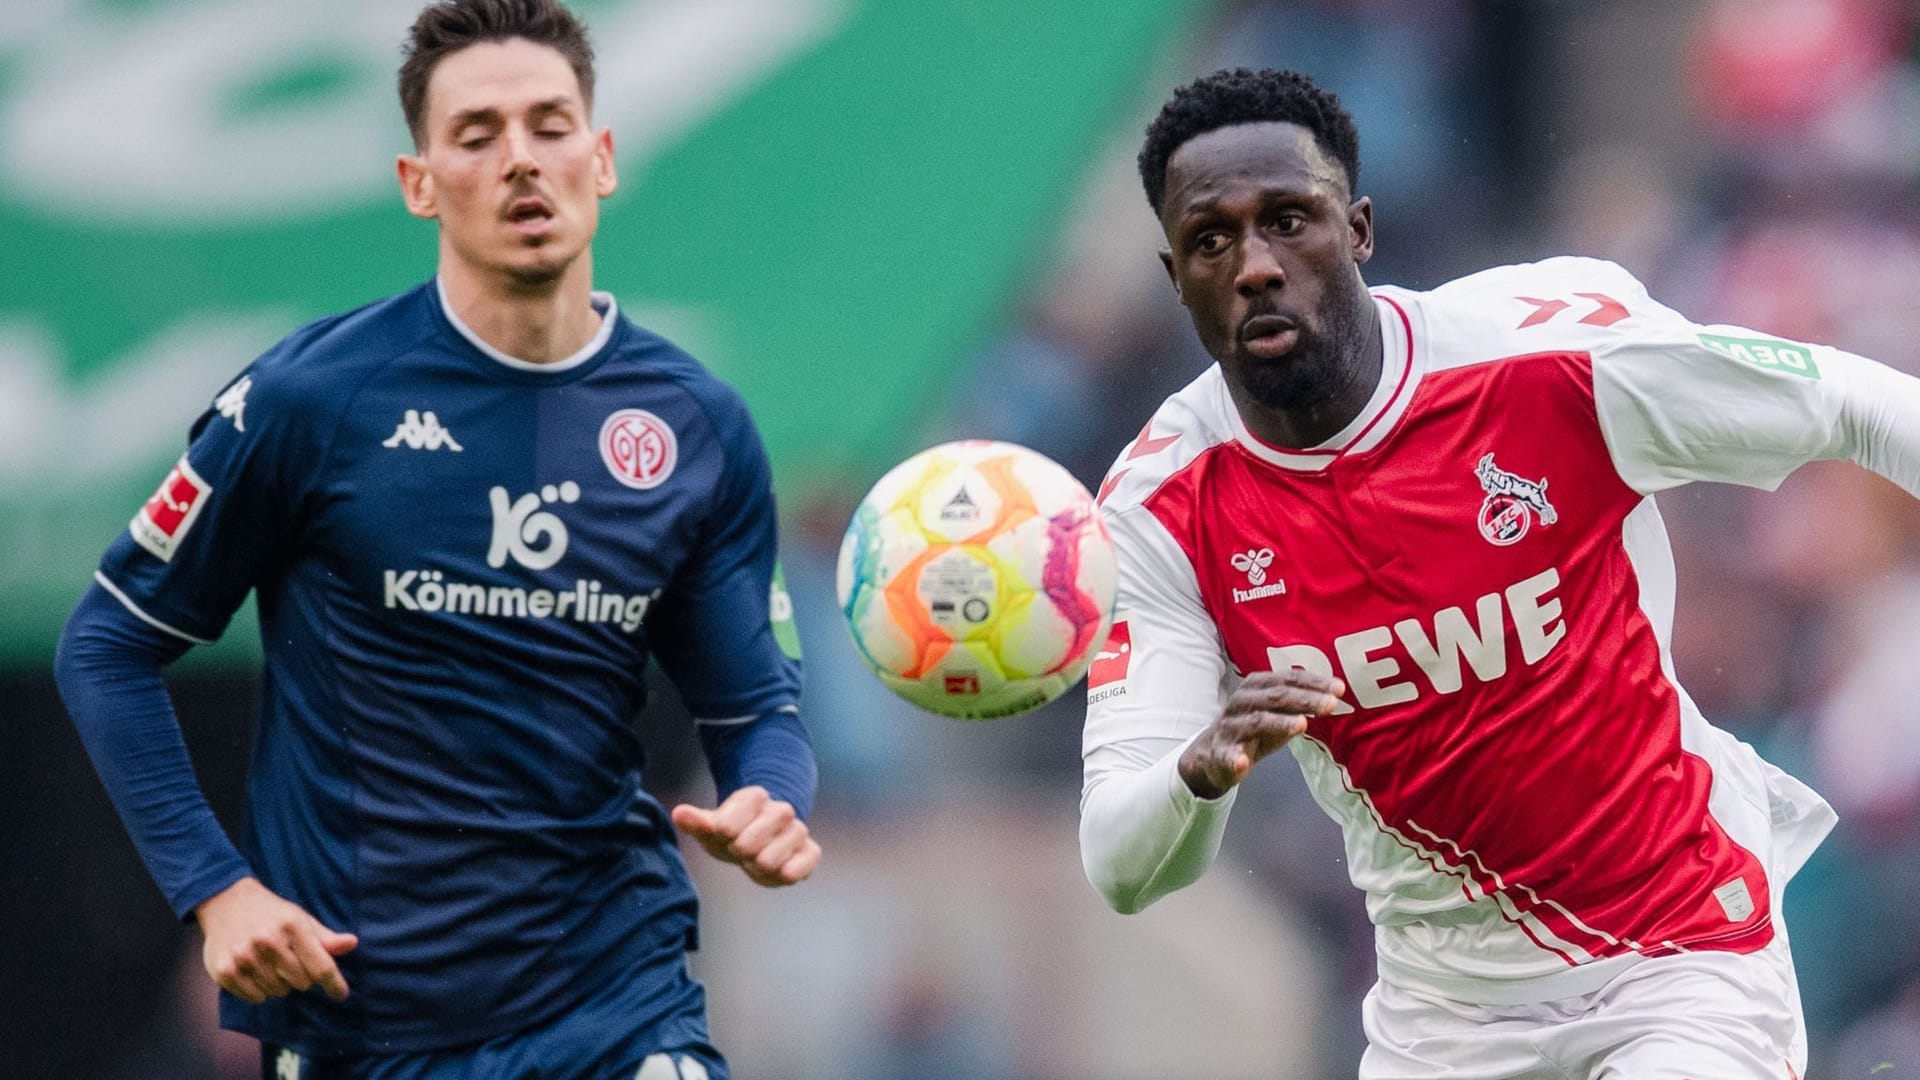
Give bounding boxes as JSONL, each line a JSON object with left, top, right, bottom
{"left": 836, "top": 440, "right": 1118, "bottom": 720}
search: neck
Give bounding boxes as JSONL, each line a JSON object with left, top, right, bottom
{"left": 1235, "top": 295, "right": 1384, "bottom": 449}
{"left": 437, "top": 248, "right": 601, "bottom": 364}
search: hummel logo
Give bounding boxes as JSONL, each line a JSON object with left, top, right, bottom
{"left": 1230, "top": 548, "right": 1286, "bottom": 603}
{"left": 214, "top": 375, "right": 251, "bottom": 432}
{"left": 383, "top": 409, "right": 463, "bottom": 451}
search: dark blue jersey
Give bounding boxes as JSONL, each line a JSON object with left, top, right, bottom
{"left": 84, "top": 281, "right": 806, "bottom": 1055}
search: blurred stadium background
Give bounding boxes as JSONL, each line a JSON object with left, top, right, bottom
{"left": 7, "top": 0, "right": 1920, "bottom": 1076}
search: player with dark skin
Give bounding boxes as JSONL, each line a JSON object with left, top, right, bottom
{"left": 1158, "top": 119, "right": 1384, "bottom": 800}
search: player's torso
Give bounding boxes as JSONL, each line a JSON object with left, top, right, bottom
{"left": 308, "top": 349, "right": 710, "bottom": 669}
{"left": 1141, "top": 278, "right": 1775, "bottom": 972}
{"left": 237, "top": 316, "right": 719, "bottom": 1049}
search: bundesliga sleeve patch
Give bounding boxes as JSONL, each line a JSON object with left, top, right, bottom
{"left": 130, "top": 455, "right": 212, "bottom": 562}
{"left": 1088, "top": 620, "right": 1132, "bottom": 691}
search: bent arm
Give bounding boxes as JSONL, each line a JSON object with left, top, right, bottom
{"left": 1592, "top": 307, "right": 1920, "bottom": 496}
{"left": 53, "top": 582, "right": 252, "bottom": 918}
{"left": 1828, "top": 353, "right": 1920, "bottom": 493}
{"left": 1080, "top": 734, "right": 1236, "bottom": 914}
{"left": 696, "top": 708, "right": 818, "bottom": 821}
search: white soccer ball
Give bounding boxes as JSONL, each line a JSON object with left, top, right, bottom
{"left": 836, "top": 440, "right": 1118, "bottom": 720}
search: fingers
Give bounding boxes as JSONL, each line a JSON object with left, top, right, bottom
{"left": 196, "top": 880, "right": 354, "bottom": 1004}
{"left": 676, "top": 789, "right": 819, "bottom": 886}
{"left": 289, "top": 924, "right": 352, "bottom": 1001}
{"left": 670, "top": 802, "right": 715, "bottom": 834}
{"left": 1228, "top": 670, "right": 1347, "bottom": 720}
{"left": 778, "top": 838, "right": 822, "bottom": 885}
{"left": 709, "top": 786, "right": 769, "bottom": 839}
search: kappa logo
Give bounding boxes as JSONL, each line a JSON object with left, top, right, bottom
{"left": 1475, "top": 454, "right": 1556, "bottom": 546}
{"left": 1230, "top": 548, "right": 1286, "bottom": 603}
{"left": 214, "top": 374, "right": 251, "bottom": 432}
{"left": 600, "top": 409, "right": 677, "bottom": 490}
{"left": 383, "top": 409, "right": 463, "bottom": 451}
{"left": 487, "top": 482, "right": 580, "bottom": 571}
{"left": 130, "top": 455, "right": 212, "bottom": 562}
{"left": 274, "top": 1048, "right": 302, "bottom": 1080}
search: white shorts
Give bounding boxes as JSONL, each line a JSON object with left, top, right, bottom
{"left": 1359, "top": 934, "right": 1808, "bottom": 1080}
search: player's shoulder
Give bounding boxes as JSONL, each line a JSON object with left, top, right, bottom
{"left": 1382, "top": 257, "right": 1668, "bottom": 374}
{"left": 190, "top": 283, "right": 439, "bottom": 449}
{"left": 244, "top": 282, "right": 440, "bottom": 403}
{"left": 1095, "top": 365, "right": 1237, "bottom": 516}
{"left": 615, "top": 314, "right": 755, "bottom": 423}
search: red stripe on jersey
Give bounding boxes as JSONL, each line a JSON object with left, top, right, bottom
{"left": 1144, "top": 349, "right": 1774, "bottom": 965}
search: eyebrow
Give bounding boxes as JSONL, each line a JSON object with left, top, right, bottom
{"left": 445, "top": 96, "right": 578, "bottom": 131}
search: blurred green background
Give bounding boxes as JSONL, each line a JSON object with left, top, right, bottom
{"left": 0, "top": 0, "right": 1198, "bottom": 663}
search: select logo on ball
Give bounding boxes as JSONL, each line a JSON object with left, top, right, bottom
{"left": 599, "top": 409, "right": 677, "bottom": 490}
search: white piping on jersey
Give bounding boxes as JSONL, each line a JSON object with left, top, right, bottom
{"left": 94, "top": 570, "right": 215, "bottom": 645}
{"left": 1224, "top": 293, "right": 1423, "bottom": 472}
{"left": 1295, "top": 732, "right": 1628, "bottom": 968}
{"left": 435, "top": 277, "right": 618, "bottom": 373}
{"left": 694, "top": 704, "right": 800, "bottom": 726}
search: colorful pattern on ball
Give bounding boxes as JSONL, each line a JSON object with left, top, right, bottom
{"left": 836, "top": 440, "right": 1118, "bottom": 720}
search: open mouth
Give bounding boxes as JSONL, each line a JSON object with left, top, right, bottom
{"left": 506, "top": 198, "right": 555, "bottom": 232}
{"left": 1240, "top": 314, "right": 1300, "bottom": 360}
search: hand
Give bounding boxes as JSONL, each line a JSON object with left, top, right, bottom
{"left": 671, "top": 786, "right": 821, "bottom": 888}
{"left": 193, "top": 877, "right": 358, "bottom": 1004}
{"left": 1179, "top": 669, "right": 1347, "bottom": 799}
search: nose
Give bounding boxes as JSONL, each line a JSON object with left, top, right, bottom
{"left": 1235, "top": 232, "right": 1284, "bottom": 297}
{"left": 502, "top": 125, "right": 540, "bottom": 181}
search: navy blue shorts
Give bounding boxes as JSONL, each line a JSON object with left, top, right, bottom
{"left": 258, "top": 956, "right": 727, "bottom": 1080}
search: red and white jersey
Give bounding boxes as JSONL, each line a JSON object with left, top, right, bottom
{"left": 1081, "top": 256, "right": 1920, "bottom": 1004}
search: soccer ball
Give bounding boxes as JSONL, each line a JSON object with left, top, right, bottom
{"left": 837, "top": 440, "right": 1117, "bottom": 720}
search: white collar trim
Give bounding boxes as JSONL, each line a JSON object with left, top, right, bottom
{"left": 436, "top": 276, "right": 617, "bottom": 373}
{"left": 1228, "top": 294, "right": 1421, "bottom": 471}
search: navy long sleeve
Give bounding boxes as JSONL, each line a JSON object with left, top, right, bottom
{"left": 53, "top": 582, "right": 252, "bottom": 919}
{"left": 695, "top": 710, "right": 818, "bottom": 821}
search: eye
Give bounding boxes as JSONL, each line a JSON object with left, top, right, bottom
{"left": 1193, "top": 231, "right": 1231, "bottom": 257}
{"left": 537, "top": 125, "right": 571, "bottom": 139}
{"left": 457, "top": 131, "right": 493, "bottom": 150}
{"left": 1269, "top": 211, "right": 1306, "bottom": 234}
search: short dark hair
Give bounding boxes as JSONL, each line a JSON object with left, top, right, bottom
{"left": 398, "top": 0, "right": 596, "bottom": 148}
{"left": 1138, "top": 68, "right": 1361, "bottom": 217}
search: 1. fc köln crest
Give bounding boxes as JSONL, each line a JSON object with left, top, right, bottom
{"left": 1474, "top": 453, "right": 1557, "bottom": 546}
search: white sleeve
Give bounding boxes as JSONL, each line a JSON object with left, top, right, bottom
{"left": 1079, "top": 502, "right": 1237, "bottom": 913}
{"left": 1592, "top": 303, "right": 1920, "bottom": 497}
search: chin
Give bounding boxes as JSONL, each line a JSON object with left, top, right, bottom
{"left": 1240, "top": 347, "right": 1342, "bottom": 411}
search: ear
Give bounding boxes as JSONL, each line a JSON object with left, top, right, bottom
{"left": 1158, "top": 248, "right": 1183, "bottom": 304}
{"left": 396, "top": 153, "right": 437, "bottom": 221}
{"left": 1349, "top": 195, "right": 1374, "bottom": 265}
{"left": 594, "top": 127, "right": 618, "bottom": 198}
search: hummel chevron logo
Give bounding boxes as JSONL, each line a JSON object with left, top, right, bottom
{"left": 1513, "top": 292, "right": 1629, "bottom": 330}
{"left": 383, "top": 409, "right": 463, "bottom": 451}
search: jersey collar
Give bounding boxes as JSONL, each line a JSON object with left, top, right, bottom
{"left": 434, "top": 276, "right": 618, "bottom": 374}
{"left": 1225, "top": 293, "right": 1423, "bottom": 471}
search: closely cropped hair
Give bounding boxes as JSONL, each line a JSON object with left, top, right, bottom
{"left": 398, "top": 0, "right": 596, "bottom": 147}
{"left": 1138, "top": 68, "right": 1361, "bottom": 216}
